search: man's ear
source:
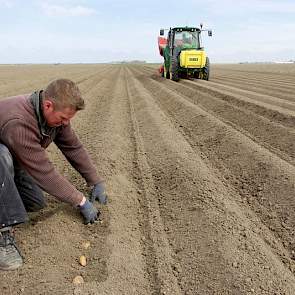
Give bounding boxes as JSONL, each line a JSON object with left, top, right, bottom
{"left": 43, "top": 99, "right": 54, "bottom": 111}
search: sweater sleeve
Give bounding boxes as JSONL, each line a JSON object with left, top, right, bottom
{"left": 1, "top": 118, "right": 84, "bottom": 206}
{"left": 54, "top": 123, "right": 103, "bottom": 186}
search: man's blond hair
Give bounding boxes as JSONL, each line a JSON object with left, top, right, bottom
{"left": 44, "top": 79, "right": 85, "bottom": 111}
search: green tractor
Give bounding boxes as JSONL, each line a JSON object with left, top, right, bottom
{"left": 158, "top": 24, "right": 212, "bottom": 81}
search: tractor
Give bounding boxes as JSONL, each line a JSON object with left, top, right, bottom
{"left": 158, "top": 25, "right": 212, "bottom": 81}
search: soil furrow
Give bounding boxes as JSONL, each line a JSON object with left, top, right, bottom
{"left": 211, "top": 72, "right": 295, "bottom": 87}
{"left": 74, "top": 66, "right": 153, "bottom": 295}
{"left": 125, "top": 67, "right": 182, "bottom": 295}
{"left": 1, "top": 64, "right": 295, "bottom": 295}
{"left": 211, "top": 78, "right": 295, "bottom": 101}
{"left": 212, "top": 64, "right": 295, "bottom": 77}
{"left": 181, "top": 79, "right": 295, "bottom": 128}
{"left": 125, "top": 66, "right": 295, "bottom": 294}
{"left": 200, "top": 80, "right": 295, "bottom": 108}
{"left": 129, "top": 70, "right": 295, "bottom": 268}
{"left": 176, "top": 81, "right": 295, "bottom": 164}
{"left": 130, "top": 65, "right": 295, "bottom": 165}
{"left": 0, "top": 64, "right": 110, "bottom": 99}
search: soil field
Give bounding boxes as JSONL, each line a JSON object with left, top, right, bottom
{"left": 0, "top": 63, "right": 295, "bottom": 294}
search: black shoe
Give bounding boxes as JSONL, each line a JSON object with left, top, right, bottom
{"left": 0, "top": 228, "right": 23, "bottom": 271}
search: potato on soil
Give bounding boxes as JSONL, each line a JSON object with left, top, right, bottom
{"left": 82, "top": 241, "right": 91, "bottom": 249}
{"left": 79, "top": 255, "right": 87, "bottom": 267}
{"left": 72, "top": 275, "right": 84, "bottom": 285}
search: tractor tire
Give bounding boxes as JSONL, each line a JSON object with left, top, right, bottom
{"left": 171, "top": 54, "right": 180, "bottom": 82}
{"left": 193, "top": 71, "right": 199, "bottom": 79}
{"left": 166, "top": 70, "right": 170, "bottom": 79}
{"left": 163, "top": 61, "right": 170, "bottom": 79}
{"left": 202, "top": 57, "right": 210, "bottom": 81}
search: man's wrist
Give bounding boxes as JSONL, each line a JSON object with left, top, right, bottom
{"left": 79, "top": 196, "right": 86, "bottom": 207}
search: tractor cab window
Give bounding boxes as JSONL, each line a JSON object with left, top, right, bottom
{"left": 174, "top": 31, "right": 199, "bottom": 49}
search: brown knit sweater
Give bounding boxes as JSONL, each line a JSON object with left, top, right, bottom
{"left": 0, "top": 93, "right": 102, "bottom": 206}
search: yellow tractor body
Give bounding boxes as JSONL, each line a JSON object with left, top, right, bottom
{"left": 180, "top": 50, "right": 207, "bottom": 68}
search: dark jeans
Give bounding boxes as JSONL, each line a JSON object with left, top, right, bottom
{"left": 0, "top": 144, "right": 46, "bottom": 228}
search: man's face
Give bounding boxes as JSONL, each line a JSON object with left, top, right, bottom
{"left": 43, "top": 99, "right": 77, "bottom": 127}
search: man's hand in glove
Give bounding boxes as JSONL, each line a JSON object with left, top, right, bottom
{"left": 90, "top": 182, "right": 108, "bottom": 205}
{"left": 79, "top": 199, "right": 100, "bottom": 224}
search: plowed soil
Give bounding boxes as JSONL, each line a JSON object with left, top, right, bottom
{"left": 0, "top": 63, "right": 295, "bottom": 294}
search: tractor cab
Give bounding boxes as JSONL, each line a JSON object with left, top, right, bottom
{"left": 172, "top": 28, "right": 201, "bottom": 50}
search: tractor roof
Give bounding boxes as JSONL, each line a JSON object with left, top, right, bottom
{"left": 172, "top": 26, "right": 201, "bottom": 32}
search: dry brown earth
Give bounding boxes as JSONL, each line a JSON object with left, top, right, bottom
{"left": 0, "top": 63, "right": 295, "bottom": 294}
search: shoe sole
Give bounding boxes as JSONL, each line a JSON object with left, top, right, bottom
{"left": 0, "top": 261, "right": 23, "bottom": 271}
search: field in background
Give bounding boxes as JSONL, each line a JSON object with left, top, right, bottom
{"left": 1, "top": 63, "right": 295, "bottom": 294}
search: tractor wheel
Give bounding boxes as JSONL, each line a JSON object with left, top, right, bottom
{"left": 171, "top": 54, "right": 180, "bottom": 82}
{"left": 163, "top": 62, "right": 170, "bottom": 79}
{"left": 202, "top": 57, "right": 210, "bottom": 81}
{"left": 193, "top": 71, "right": 199, "bottom": 79}
{"left": 165, "top": 70, "right": 170, "bottom": 79}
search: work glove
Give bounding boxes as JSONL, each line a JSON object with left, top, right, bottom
{"left": 79, "top": 199, "right": 100, "bottom": 224}
{"left": 90, "top": 182, "right": 108, "bottom": 205}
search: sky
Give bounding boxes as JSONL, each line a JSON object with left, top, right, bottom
{"left": 0, "top": 0, "right": 294, "bottom": 63}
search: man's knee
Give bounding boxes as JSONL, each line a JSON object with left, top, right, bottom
{"left": 0, "top": 144, "right": 14, "bottom": 176}
{"left": 26, "top": 198, "right": 46, "bottom": 212}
